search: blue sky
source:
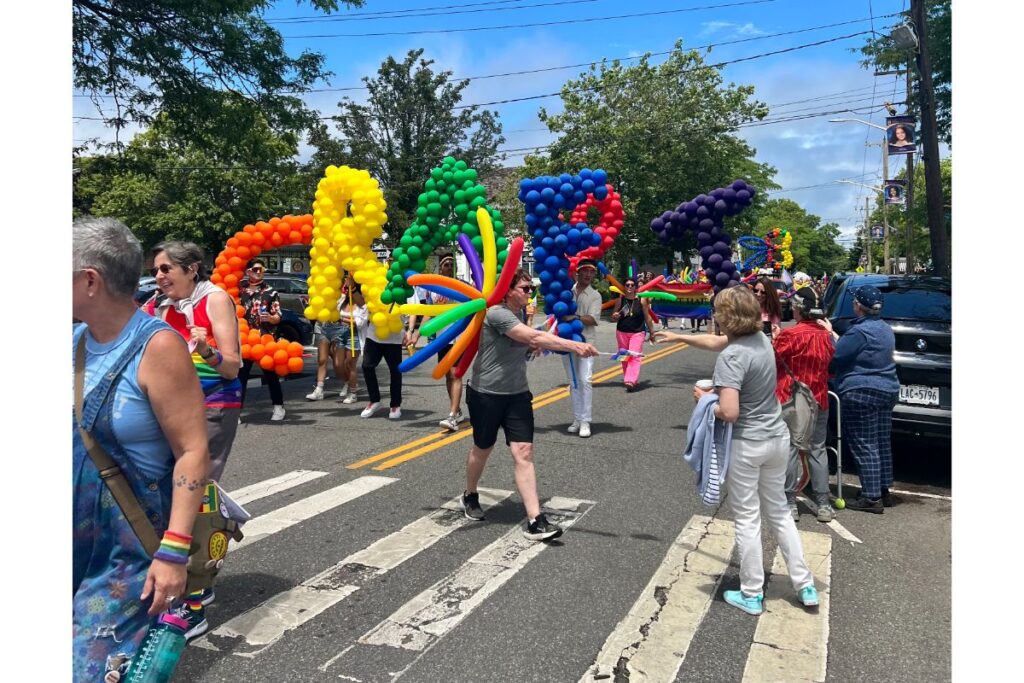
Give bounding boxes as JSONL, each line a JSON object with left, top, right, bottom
{"left": 73, "top": 0, "right": 927, "bottom": 247}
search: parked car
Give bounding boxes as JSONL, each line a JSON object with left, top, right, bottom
{"left": 823, "top": 273, "right": 951, "bottom": 440}
{"left": 277, "top": 308, "right": 314, "bottom": 347}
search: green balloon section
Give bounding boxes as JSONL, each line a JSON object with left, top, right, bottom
{"left": 382, "top": 156, "right": 506, "bottom": 305}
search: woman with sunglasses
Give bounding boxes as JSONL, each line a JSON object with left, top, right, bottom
{"left": 146, "top": 240, "right": 242, "bottom": 635}
{"left": 610, "top": 278, "right": 656, "bottom": 391}
{"left": 147, "top": 241, "right": 242, "bottom": 480}
{"left": 751, "top": 276, "right": 782, "bottom": 340}
{"left": 238, "top": 258, "right": 286, "bottom": 421}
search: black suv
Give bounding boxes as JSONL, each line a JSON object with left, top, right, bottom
{"left": 822, "top": 273, "right": 951, "bottom": 440}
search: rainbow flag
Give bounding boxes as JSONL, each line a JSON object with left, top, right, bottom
{"left": 649, "top": 283, "right": 714, "bottom": 320}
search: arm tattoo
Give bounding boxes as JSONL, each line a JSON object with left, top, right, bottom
{"left": 174, "top": 476, "right": 204, "bottom": 491}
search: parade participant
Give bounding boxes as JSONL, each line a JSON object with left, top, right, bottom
{"left": 148, "top": 241, "right": 242, "bottom": 481}
{"left": 73, "top": 218, "right": 210, "bottom": 681}
{"left": 752, "top": 276, "right": 782, "bottom": 339}
{"left": 308, "top": 275, "right": 367, "bottom": 404}
{"left": 655, "top": 285, "right": 819, "bottom": 616}
{"left": 238, "top": 258, "right": 286, "bottom": 421}
{"left": 407, "top": 253, "right": 467, "bottom": 430}
{"left": 610, "top": 277, "right": 656, "bottom": 392}
{"left": 361, "top": 318, "right": 409, "bottom": 420}
{"left": 460, "top": 269, "right": 599, "bottom": 541}
{"left": 773, "top": 287, "right": 835, "bottom": 522}
{"left": 817, "top": 285, "right": 899, "bottom": 513}
{"left": 525, "top": 286, "right": 537, "bottom": 326}
{"left": 562, "top": 258, "right": 603, "bottom": 437}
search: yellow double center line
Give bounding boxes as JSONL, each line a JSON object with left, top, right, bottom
{"left": 348, "top": 342, "right": 689, "bottom": 471}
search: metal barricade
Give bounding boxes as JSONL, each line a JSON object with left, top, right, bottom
{"left": 827, "top": 390, "right": 845, "bottom": 506}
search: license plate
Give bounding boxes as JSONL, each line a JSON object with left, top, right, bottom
{"left": 899, "top": 384, "right": 940, "bottom": 406}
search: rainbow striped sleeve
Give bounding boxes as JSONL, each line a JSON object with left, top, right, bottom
{"left": 193, "top": 353, "right": 242, "bottom": 409}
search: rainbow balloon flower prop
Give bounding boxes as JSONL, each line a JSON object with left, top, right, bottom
{"left": 738, "top": 227, "right": 794, "bottom": 273}
{"left": 398, "top": 208, "right": 525, "bottom": 379}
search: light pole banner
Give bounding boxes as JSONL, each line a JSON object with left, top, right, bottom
{"left": 884, "top": 179, "right": 906, "bottom": 206}
{"left": 871, "top": 224, "right": 885, "bottom": 241}
{"left": 886, "top": 115, "right": 917, "bottom": 156}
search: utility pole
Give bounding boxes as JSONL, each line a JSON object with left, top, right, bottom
{"left": 864, "top": 196, "right": 872, "bottom": 271}
{"left": 881, "top": 140, "right": 891, "bottom": 273}
{"left": 912, "top": 0, "right": 949, "bottom": 277}
{"left": 904, "top": 64, "right": 915, "bottom": 274}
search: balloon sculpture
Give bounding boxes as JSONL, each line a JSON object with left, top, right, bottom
{"left": 211, "top": 214, "right": 314, "bottom": 377}
{"left": 383, "top": 156, "right": 506, "bottom": 307}
{"left": 518, "top": 168, "right": 619, "bottom": 340}
{"left": 649, "top": 180, "right": 757, "bottom": 291}
{"left": 306, "top": 165, "right": 401, "bottom": 340}
{"left": 396, "top": 207, "right": 525, "bottom": 379}
{"left": 738, "top": 227, "right": 794, "bottom": 274}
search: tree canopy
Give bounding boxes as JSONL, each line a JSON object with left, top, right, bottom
{"left": 73, "top": 0, "right": 363, "bottom": 145}
{"left": 858, "top": 0, "right": 951, "bottom": 145}
{"left": 74, "top": 96, "right": 309, "bottom": 253}
{"left": 329, "top": 48, "right": 506, "bottom": 240}
{"left": 527, "top": 41, "right": 777, "bottom": 272}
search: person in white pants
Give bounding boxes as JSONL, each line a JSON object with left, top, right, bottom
{"left": 657, "top": 285, "right": 819, "bottom": 616}
{"left": 561, "top": 259, "right": 603, "bottom": 438}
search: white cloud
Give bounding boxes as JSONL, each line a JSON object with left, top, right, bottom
{"left": 700, "top": 21, "right": 765, "bottom": 37}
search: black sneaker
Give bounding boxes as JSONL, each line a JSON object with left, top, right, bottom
{"left": 845, "top": 494, "right": 884, "bottom": 514}
{"left": 523, "top": 513, "right": 563, "bottom": 541}
{"left": 881, "top": 488, "right": 895, "bottom": 507}
{"left": 174, "top": 603, "right": 210, "bottom": 641}
{"left": 461, "top": 491, "right": 485, "bottom": 521}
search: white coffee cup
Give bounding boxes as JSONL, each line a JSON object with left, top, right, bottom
{"left": 695, "top": 379, "right": 714, "bottom": 391}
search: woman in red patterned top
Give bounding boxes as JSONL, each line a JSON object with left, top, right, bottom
{"left": 238, "top": 258, "right": 286, "bottom": 421}
{"left": 772, "top": 287, "right": 835, "bottom": 522}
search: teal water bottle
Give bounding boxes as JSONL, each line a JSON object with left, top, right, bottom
{"left": 123, "top": 612, "right": 189, "bottom": 683}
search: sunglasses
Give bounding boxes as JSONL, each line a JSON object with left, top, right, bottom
{"left": 150, "top": 264, "right": 176, "bottom": 277}
{"left": 753, "top": 289, "right": 765, "bottom": 294}
{"left": 625, "top": 283, "right": 637, "bottom": 288}
{"left": 516, "top": 285, "right": 533, "bottom": 293}
{"left": 248, "top": 266, "right": 264, "bottom": 273}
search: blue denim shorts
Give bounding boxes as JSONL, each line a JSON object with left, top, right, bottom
{"left": 320, "top": 322, "right": 360, "bottom": 352}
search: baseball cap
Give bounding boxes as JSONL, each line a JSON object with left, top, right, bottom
{"left": 853, "top": 285, "right": 884, "bottom": 311}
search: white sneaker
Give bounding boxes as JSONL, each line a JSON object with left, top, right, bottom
{"left": 360, "top": 402, "right": 383, "bottom": 418}
{"left": 342, "top": 392, "right": 358, "bottom": 404}
{"left": 568, "top": 421, "right": 580, "bottom": 434}
{"left": 579, "top": 422, "right": 591, "bottom": 438}
{"left": 306, "top": 385, "right": 324, "bottom": 401}
{"left": 271, "top": 406, "right": 286, "bottom": 421}
{"left": 388, "top": 407, "right": 402, "bottom": 420}
{"left": 453, "top": 410, "right": 466, "bottom": 423}
{"left": 439, "top": 415, "right": 459, "bottom": 431}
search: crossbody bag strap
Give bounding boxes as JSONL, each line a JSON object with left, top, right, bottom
{"left": 75, "top": 335, "right": 162, "bottom": 556}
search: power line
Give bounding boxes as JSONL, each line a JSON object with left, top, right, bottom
{"left": 73, "top": 14, "right": 900, "bottom": 100}
{"left": 282, "top": 0, "right": 778, "bottom": 39}
{"left": 272, "top": 0, "right": 604, "bottom": 24}
{"left": 271, "top": 0, "right": 536, "bottom": 22}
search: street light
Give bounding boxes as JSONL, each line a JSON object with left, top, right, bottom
{"left": 830, "top": 118, "right": 894, "bottom": 274}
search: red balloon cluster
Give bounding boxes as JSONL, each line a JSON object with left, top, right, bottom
{"left": 568, "top": 184, "right": 624, "bottom": 273}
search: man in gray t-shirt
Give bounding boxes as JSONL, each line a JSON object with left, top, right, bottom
{"left": 460, "top": 270, "right": 598, "bottom": 543}
{"left": 713, "top": 331, "right": 788, "bottom": 441}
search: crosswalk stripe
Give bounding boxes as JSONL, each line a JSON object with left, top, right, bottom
{"left": 578, "top": 514, "right": 736, "bottom": 683}
{"left": 193, "top": 488, "right": 513, "bottom": 657}
{"left": 324, "top": 496, "right": 595, "bottom": 677}
{"left": 742, "top": 529, "right": 832, "bottom": 683}
{"left": 231, "top": 476, "right": 397, "bottom": 551}
{"left": 227, "top": 470, "right": 329, "bottom": 506}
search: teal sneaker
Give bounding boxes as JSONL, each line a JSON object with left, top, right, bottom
{"left": 799, "top": 585, "right": 819, "bottom": 607}
{"left": 724, "top": 590, "right": 763, "bottom": 615}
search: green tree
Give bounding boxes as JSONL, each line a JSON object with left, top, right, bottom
{"left": 331, "top": 48, "right": 506, "bottom": 241}
{"left": 530, "top": 42, "right": 777, "bottom": 274}
{"left": 857, "top": 0, "right": 951, "bottom": 145}
{"left": 73, "top": 0, "right": 363, "bottom": 144}
{"left": 74, "top": 98, "right": 305, "bottom": 253}
{"left": 752, "top": 199, "right": 847, "bottom": 277}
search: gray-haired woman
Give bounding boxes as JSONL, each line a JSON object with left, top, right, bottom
{"left": 73, "top": 218, "right": 209, "bottom": 681}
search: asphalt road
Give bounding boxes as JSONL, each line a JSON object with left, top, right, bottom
{"left": 177, "top": 319, "right": 951, "bottom": 683}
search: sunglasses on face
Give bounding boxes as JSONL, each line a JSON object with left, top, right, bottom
{"left": 754, "top": 289, "right": 765, "bottom": 294}
{"left": 248, "top": 266, "right": 264, "bottom": 273}
{"left": 625, "top": 283, "right": 637, "bottom": 288}
{"left": 516, "top": 285, "right": 533, "bottom": 293}
{"left": 150, "top": 264, "right": 176, "bottom": 277}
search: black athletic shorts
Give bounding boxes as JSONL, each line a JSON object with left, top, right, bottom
{"left": 436, "top": 343, "right": 456, "bottom": 365}
{"left": 466, "top": 386, "right": 534, "bottom": 449}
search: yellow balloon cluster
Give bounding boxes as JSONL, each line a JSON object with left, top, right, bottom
{"left": 307, "top": 165, "right": 403, "bottom": 339}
